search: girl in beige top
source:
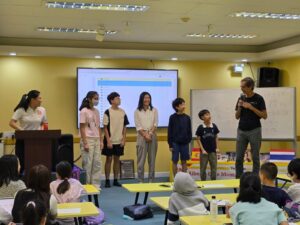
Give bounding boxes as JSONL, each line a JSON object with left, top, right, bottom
{"left": 0, "top": 154, "right": 26, "bottom": 198}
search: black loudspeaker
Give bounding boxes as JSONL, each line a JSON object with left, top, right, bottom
{"left": 258, "top": 67, "right": 280, "bottom": 87}
{"left": 53, "top": 134, "right": 74, "bottom": 169}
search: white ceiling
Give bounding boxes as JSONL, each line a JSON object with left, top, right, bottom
{"left": 1, "top": 0, "right": 300, "bottom": 61}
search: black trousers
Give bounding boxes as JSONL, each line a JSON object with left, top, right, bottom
{"left": 15, "top": 139, "right": 25, "bottom": 174}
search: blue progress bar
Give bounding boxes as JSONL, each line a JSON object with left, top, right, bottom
{"left": 98, "top": 80, "right": 172, "bottom": 87}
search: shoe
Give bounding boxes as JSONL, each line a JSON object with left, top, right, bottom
{"left": 105, "top": 180, "right": 111, "bottom": 188}
{"left": 113, "top": 179, "right": 122, "bottom": 187}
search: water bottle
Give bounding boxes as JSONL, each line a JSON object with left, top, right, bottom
{"left": 210, "top": 195, "right": 218, "bottom": 222}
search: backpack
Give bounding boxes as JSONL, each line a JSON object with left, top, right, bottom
{"left": 123, "top": 204, "right": 153, "bottom": 220}
{"left": 83, "top": 208, "right": 105, "bottom": 225}
{"left": 284, "top": 201, "right": 300, "bottom": 222}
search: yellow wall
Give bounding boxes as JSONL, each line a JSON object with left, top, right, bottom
{"left": 0, "top": 56, "right": 298, "bottom": 173}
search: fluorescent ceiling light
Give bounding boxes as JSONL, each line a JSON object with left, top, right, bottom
{"left": 36, "top": 27, "right": 117, "bottom": 35}
{"left": 95, "top": 56, "right": 101, "bottom": 59}
{"left": 171, "top": 57, "right": 178, "bottom": 61}
{"left": 9, "top": 52, "right": 16, "bottom": 56}
{"left": 45, "top": 1, "right": 149, "bottom": 12}
{"left": 186, "top": 33, "right": 256, "bottom": 39}
{"left": 231, "top": 12, "right": 300, "bottom": 20}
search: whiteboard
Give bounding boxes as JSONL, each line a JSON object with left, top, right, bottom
{"left": 191, "top": 88, "right": 296, "bottom": 140}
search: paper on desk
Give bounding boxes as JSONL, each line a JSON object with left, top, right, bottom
{"left": 58, "top": 208, "right": 81, "bottom": 214}
{"left": 0, "top": 198, "right": 14, "bottom": 214}
{"left": 203, "top": 184, "right": 225, "bottom": 188}
{"left": 217, "top": 200, "right": 228, "bottom": 206}
{"left": 289, "top": 223, "right": 297, "bottom": 225}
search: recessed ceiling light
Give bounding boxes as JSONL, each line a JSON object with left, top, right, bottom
{"left": 45, "top": 2, "right": 149, "bottom": 12}
{"left": 95, "top": 56, "right": 101, "bottom": 59}
{"left": 9, "top": 52, "right": 16, "bottom": 56}
{"left": 241, "top": 59, "right": 248, "bottom": 62}
{"left": 171, "top": 57, "right": 178, "bottom": 61}
{"left": 186, "top": 33, "right": 256, "bottom": 39}
{"left": 231, "top": 12, "right": 300, "bottom": 20}
{"left": 36, "top": 27, "right": 117, "bottom": 35}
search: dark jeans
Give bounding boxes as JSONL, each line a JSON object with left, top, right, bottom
{"left": 235, "top": 127, "right": 262, "bottom": 178}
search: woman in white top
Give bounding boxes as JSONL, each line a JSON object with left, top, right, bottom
{"left": 9, "top": 90, "right": 47, "bottom": 174}
{"left": 134, "top": 92, "right": 158, "bottom": 182}
{"left": 79, "top": 91, "right": 103, "bottom": 188}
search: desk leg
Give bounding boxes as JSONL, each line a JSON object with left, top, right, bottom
{"left": 281, "top": 181, "right": 288, "bottom": 189}
{"left": 78, "top": 217, "right": 83, "bottom": 225}
{"left": 234, "top": 188, "right": 237, "bottom": 193}
{"left": 134, "top": 192, "right": 140, "bottom": 204}
{"left": 143, "top": 192, "right": 149, "bottom": 205}
{"left": 164, "top": 210, "right": 169, "bottom": 225}
{"left": 88, "top": 195, "right": 92, "bottom": 202}
{"left": 94, "top": 194, "right": 99, "bottom": 207}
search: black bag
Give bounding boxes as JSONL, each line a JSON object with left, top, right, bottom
{"left": 123, "top": 204, "right": 153, "bottom": 220}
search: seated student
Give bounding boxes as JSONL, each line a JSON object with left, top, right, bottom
{"left": 260, "top": 162, "right": 291, "bottom": 208}
{"left": 50, "top": 161, "right": 84, "bottom": 225}
{"left": 167, "top": 172, "right": 209, "bottom": 225}
{"left": 12, "top": 165, "right": 57, "bottom": 225}
{"left": 287, "top": 158, "right": 300, "bottom": 203}
{"left": 229, "top": 172, "right": 288, "bottom": 225}
{"left": 9, "top": 200, "right": 47, "bottom": 225}
{"left": 0, "top": 155, "right": 26, "bottom": 198}
{"left": 50, "top": 161, "right": 84, "bottom": 203}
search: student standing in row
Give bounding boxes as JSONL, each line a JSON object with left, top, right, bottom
{"left": 134, "top": 92, "right": 158, "bottom": 183}
{"left": 168, "top": 98, "right": 192, "bottom": 176}
{"left": 9, "top": 90, "right": 47, "bottom": 174}
{"left": 102, "top": 92, "right": 129, "bottom": 187}
{"left": 79, "top": 91, "right": 102, "bottom": 188}
{"left": 196, "top": 109, "right": 219, "bottom": 181}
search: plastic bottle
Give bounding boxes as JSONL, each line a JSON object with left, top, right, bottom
{"left": 210, "top": 195, "right": 218, "bottom": 222}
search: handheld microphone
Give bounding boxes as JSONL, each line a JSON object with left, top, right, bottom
{"left": 240, "top": 93, "right": 245, "bottom": 101}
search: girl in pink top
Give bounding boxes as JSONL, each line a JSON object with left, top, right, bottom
{"left": 79, "top": 91, "right": 103, "bottom": 188}
{"left": 50, "top": 161, "right": 84, "bottom": 203}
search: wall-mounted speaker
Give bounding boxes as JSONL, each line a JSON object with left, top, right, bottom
{"left": 258, "top": 67, "right": 280, "bottom": 87}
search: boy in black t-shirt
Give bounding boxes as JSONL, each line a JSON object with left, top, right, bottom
{"left": 260, "top": 162, "right": 291, "bottom": 208}
{"left": 196, "top": 109, "right": 219, "bottom": 180}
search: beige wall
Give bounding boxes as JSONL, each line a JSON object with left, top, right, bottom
{"left": 0, "top": 56, "right": 298, "bottom": 173}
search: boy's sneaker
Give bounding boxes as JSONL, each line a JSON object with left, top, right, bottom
{"left": 113, "top": 179, "right": 122, "bottom": 187}
{"left": 105, "top": 180, "right": 111, "bottom": 188}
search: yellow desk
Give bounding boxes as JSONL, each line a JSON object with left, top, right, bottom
{"left": 150, "top": 193, "right": 238, "bottom": 225}
{"left": 122, "top": 179, "right": 239, "bottom": 205}
{"left": 276, "top": 174, "right": 291, "bottom": 188}
{"left": 180, "top": 214, "right": 231, "bottom": 225}
{"left": 83, "top": 184, "right": 101, "bottom": 207}
{"left": 57, "top": 202, "right": 99, "bottom": 225}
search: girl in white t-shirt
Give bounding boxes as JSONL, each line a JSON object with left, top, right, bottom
{"left": 9, "top": 90, "right": 48, "bottom": 174}
{"left": 79, "top": 91, "right": 103, "bottom": 188}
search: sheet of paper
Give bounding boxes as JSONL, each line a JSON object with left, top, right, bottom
{"left": 203, "top": 184, "right": 225, "bottom": 188}
{"left": 217, "top": 200, "right": 228, "bottom": 206}
{"left": 58, "top": 208, "right": 81, "bottom": 214}
{"left": 0, "top": 198, "right": 14, "bottom": 214}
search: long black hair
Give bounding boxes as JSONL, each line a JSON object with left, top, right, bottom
{"left": 14, "top": 90, "right": 40, "bottom": 112}
{"left": 237, "top": 172, "right": 261, "bottom": 203}
{"left": 79, "top": 91, "right": 98, "bottom": 111}
{"left": 0, "top": 154, "right": 20, "bottom": 187}
{"left": 56, "top": 161, "right": 72, "bottom": 195}
{"left": 22, "top": 200, "right": 47, "bottom": 225}
{"left": 137, "top": 92, "right": 153, "bottom": 111}
{"left": 27, "top": 165, "right": 51, "bottom": 209}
